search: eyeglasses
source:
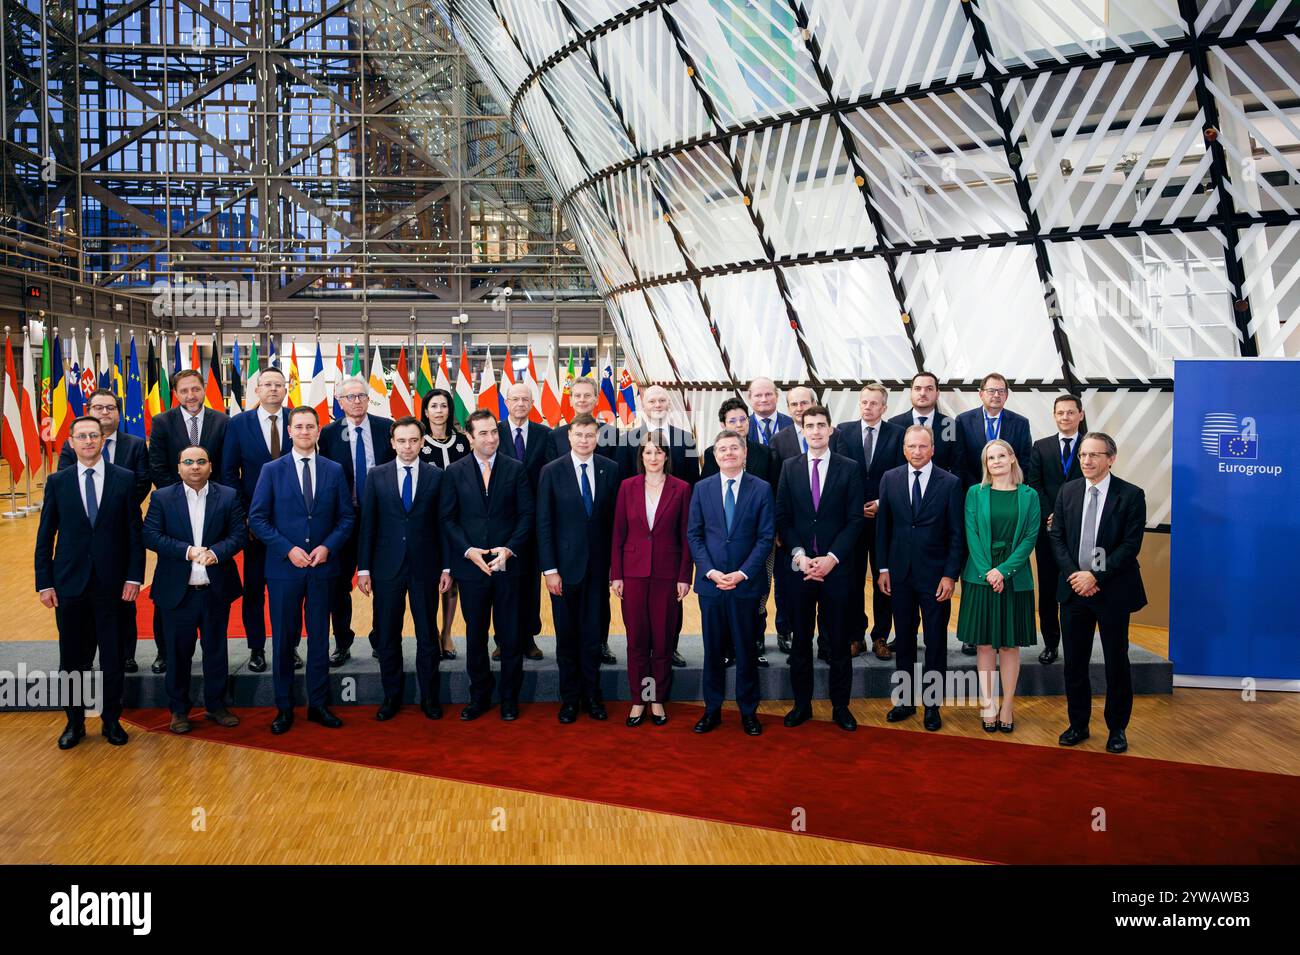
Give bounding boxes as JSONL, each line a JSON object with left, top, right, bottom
{"left": 982, "top": 387, "right": 1009, "bottom": 396}
{"left": 180, "top": 458, "right": 209, "bottom": 466}
{"left": 71, "top": 433, "right": 102, "bottom": 441}
{"left": 339, "top": 393, "right": 368, "bottom": 402}
{"left": 88, "top": 404, "right": 117, "bottom": 413}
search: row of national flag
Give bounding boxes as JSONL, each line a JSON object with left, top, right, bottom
{"left": 1, "top": 325, "right": 640, "bottom": 483}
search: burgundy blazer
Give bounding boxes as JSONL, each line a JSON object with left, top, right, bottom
{"left": 610, "top": 474, "right": 694, "bottom": 584}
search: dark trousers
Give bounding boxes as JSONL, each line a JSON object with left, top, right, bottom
{"left": 162, "top": 586, "right": 231, "bottom": 715}
{"left": 550, "top": 574, "right": 609, "bottom": 705}
{"left": 56, "top": 585, "right": 125, "bottom": 724}
{"left": 267, "top": 575, "right": 332, "bottom": 709}
{"left": 1062, "top": 601, "right": 1133, "bottom": 733}
{"left": 1034, "top": 528, "right": 1063, "bottom": 650}
{"left": 128, "top": 600, "right": 162, "bottom": 662}
{"left": 890, "top": 578, "right": 952, "bottom": 707}
{"left": 499, "top": 547, "right": 541, "bottom": 651}
{"left": 773, "top": 545, "right": 792, "bottom": 635}
{"left": 699, "top": 593, "right": 760, "bottom": 717}
{"left": 622, "top": 576, "right": 676, "bottom": 703}
{"left": 331, "top": 516, "right": 376, "bottom": 654}
{"left": 789, "top": 575, "right": 854, "bottom": 708}
{"left": 242, "top": 535, "right": 269, "bottom": 652}
{"left": 459, "top": 572, "right": 521, "bottom": 707}
{"left": 854, "top": 519, "right": 892, "bottom": 641}
{"left": 373, "top": 575, "right": 440, "bottom": 705}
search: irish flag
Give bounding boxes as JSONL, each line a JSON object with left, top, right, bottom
{"left": 454, "top": 345, "right": 474, "bottom": 426}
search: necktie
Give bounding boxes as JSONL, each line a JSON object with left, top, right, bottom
{"left": 762, "top": 418, "right": 773, "bottom": 445}
{"left": 911, "top": 469, "right": 923, "bottom": 514}
{"left": 1061, "top": 437, "right": 1073, "bottom": 472}
{"left": 811, "top": 458, "right": 822, "bottom": 554}
{"left": 985, "top": 415, "right": 998, "bottom": 441}
{"left": 580, "top": 462, "right": 593, "bottom": 517}
{"left": 84, "top": 468, "right": 98, "bottom": 525}
{"left": 1079, "top": 485, "right": 1099, "bottom": 571}
{"left": 863, "top": 426, "right": 874, "bottom": 467}
{"left": 918, "top": 415, "right": 928, "bottom": 430}
{"left": 402, "top": 466, "right": 413, "bottom": 513}
{"left": 104, "top": 437, "right": 113, "bottom": 464}
{"left": 724, "top": 478, "right": 736, "bottom": 532}
{"left": 188, "top": 413, "right": 199, "bottom": 448}
{"left": 481, "top": 459, "right": 492, "bottom": 492}
{"left": 514, "top": 426, "right": 525, "bottom": 459}
{"left": 301, "top": 458, "right": 314, "bottom": 513}
{"left": 269, "top": 415, "right": 280, "bottom": 457}
{"left": 354, "top": 425, "right": 367, "bottom": 504}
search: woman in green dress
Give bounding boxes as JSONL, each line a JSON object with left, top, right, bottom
{"left": 957, "top": 438, "right": 1041, "bottom": 733}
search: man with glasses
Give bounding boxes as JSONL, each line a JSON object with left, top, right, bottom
{"left": 954, "top": 372, "right": 1032, "bottom": 490}
{"left": 319, "top": 375, "right": 394, "bottom": 667}
{"left": 58, "top": 388, "right": 150, "bottom": 672}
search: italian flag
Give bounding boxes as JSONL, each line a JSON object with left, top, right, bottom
{"left": 453, "top": 345, "right": 474, "bottom": 426}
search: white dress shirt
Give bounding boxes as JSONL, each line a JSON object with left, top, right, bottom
{"left": 1057, "top": 430, "right": 1080, "bottom": 464}
{"left": 645, "top": 483, "right": 661, "bottom": 530}
{"left": 293, "top": 451, "right": 318, "bottom": 497}
{"left": 508, "top": 419, "right": 529, "bottom": 450}
{"left": 257, "top": 405, "right": 284, "bottom": 455}
{"left": 183, "top": 482, "right": 211, "bottom": 585}
{"left": 858, "top": 419, "right": 881, "bottom": 466}
{"left": 792, "top": 450, "right": 839, "bottom": 563}
{"left": 1080, "top": 472, "right": 1112, "bottom": 550}
{"left": 571, "top": 451, "right": 597, "bottom": 502}
{"left": 755, "top": 415, "right": 778, "bottom": 444}
{"left": 184, "top": 406, "right": 205, "bottom": 440}
{"left": 910, "top": 407, "right": 938, "bottom": 428}
{"left": 102, "top": 433, "right": 115, "bottom": 465}
{"left": 78, "top": 457, "right": 106, "bottom": 516}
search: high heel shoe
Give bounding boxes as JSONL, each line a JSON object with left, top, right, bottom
{"left": 982, "top": 719, "right": 999, "bottom": 733}
{"left": 998, "top": 720, "right": 1014, "bottom": 734}
{"left": 650, "top": 709, "right": 668, "bottom": 726}
{"left": 626, "top": 709, "right": 646, "bottom": 727}
{"left": 441, "top": 647, "right": 457, "bottom": 660}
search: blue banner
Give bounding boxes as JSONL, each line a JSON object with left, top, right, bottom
{"left": 1170, "top": 359, "right": 1300, "bottom": 681}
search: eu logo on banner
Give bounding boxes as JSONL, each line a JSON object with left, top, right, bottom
{"left": 1217, "top": 433, "right": 1259, "bottom": 459}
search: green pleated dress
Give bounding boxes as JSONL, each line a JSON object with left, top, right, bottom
{"left": 958, "top": 488, "right": 1037, "bottom": 648}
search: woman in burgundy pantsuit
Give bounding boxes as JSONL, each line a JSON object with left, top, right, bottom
{"left": 611, "top": 432, "right": 693, "bottom": 727}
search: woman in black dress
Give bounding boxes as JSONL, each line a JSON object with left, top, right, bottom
{"left": 420, "top": 388, "right": 471, "bottom": 659}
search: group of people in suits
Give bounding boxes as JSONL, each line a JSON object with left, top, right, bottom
{"left": 34, "top": 363, "right": 1146, "bottom": 756}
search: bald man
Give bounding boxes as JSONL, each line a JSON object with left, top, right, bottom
{"left": 747, "top": 377, "right": 793, "bottom": 449}
{"left": 626, "top": 385, "right": 700, "bottom": 485}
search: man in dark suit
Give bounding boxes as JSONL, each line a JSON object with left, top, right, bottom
{"left": 954, "top": 372, "right": 1032, "bottom": 489}
{"left": 356, "top": 417, "right": 449, "bottom": 721}
{"left": 877, "top": 424, "right": 964, "bottom": 732}
{"left": 768, "top": 385, "right": 816, "bottom": 657}
{"left": 440, "top": 409, "right": 535, "bottom": 721}
{"left": 776, "top": 405, "right": 864, "bottom": 732}
{"left": 768, "top": 385, "right": 817, "bottom": 462}
{"left": 318, "top": 375, "right": 395, "bottom": 666}
{"left": 746, "top": 376, "right": 793, "bottom": 449}
{"left": 888, "top": 370, "right": 956, "bottom": 473}
{"left": 497, "top": 382, "right": 550, "bottom": 661}
{"left": 687, "top": 429, "right": 774, "bottom": 736}
{"left": 628, "top": 384, "right": 700, "bottom": 484}
{"left": 248, "top": 406, "right": 355, "bottom": 734}
{"left": 150, "top": 368, "right": 228, "bottom": 490}
{"left": 35, "top": 415, "right": 145, "bottom": 749}
{"left": 143, "top": 444, "right": 246, "bottom": 733}
{"left": 57, "top": 388, "right": 151, "bottom": 672}
{"left": 1049, "top": 433, "right": 1147, "bottom": 755}
{"left": 537, "top": 413, "right": 619, "bottom": 723}
{"left": 833, "top": 384, "right": 906, "bottom": 661}
{"left": 220, "top": 365, "right": 292, "bottom": 673}
{"left": 1025, "top": 394, "right": 1086, "bottom": 664}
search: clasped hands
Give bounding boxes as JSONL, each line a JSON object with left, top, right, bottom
{"left": 186, "top": 545, "right": 220, "bottom": 567}
{"left": 706, "top": 569, "right": 746, "bottom": 591}
{"left": 1067, "top": 570, "right": 1100, "bottom": 597}
{"left": 287, "top": 545, "right": 330, "bottom": 569}
{"left": 468, "top": 546, "right": 511, "bottom": 576}
{"left": 795, "top": 553, "right": 837, "bottom": 581}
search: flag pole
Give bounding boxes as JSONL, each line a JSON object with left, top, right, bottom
{"left": 1, "top": 326, "right": 24, "bottom": 518}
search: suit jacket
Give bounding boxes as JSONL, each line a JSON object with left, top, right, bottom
{"left": 701, "top": 438, "right": 776, "bottom": 487}
{"left": 150, "top": 405, "right": 229, "bottom": 490}
{"left": 1025, "top": 432, "right": 1084, "bottom": 529}
{"left": 832, "top": 419, "right": 906, "bottom": 502}
{"left": 536, "top": 453, "right": 619, "bottom": 585}
{"left": 610, "top": 474, "right": 693, "bottom": 584}
{"left": 247, "top": 453, "right": 355, "bottom": 579}
{"left": 545, "top": 422, "right": 622, "bottom": 471}
{"left": 954, "top": 406, "right": 1033, "bottom": 487}
{"left": 623, "top": 424, "right": 700, "bottom": 485}
{"left": 58, "top": 430, "right": 150, "bottom": 506}
{"left": 888, "top": 409, "right": 957, "bottom": 472}
{"left": 319, "top": 414, "right": 397, "bottom": 503}
{"left": 774, "top": 452, "right": 864, "bottom": 579}
{"left": 1048, "top": 475, "right": 1148, "bottom": 613}
{"left": 748, "top": 411, "right": 793, "bottom": 448}
{"left": 875, "top": 463, "right": 965, "bottom": 589}
{"left": 143, "top": 481, "right": 246, "bottom": 609}
{"left": 221, "top": 407, "right": 291, "bottom": 508}
{"left": 960, "top": 483, "right": 1040, "bottom": 592}
{"left": 687, "top": 472, "right": 774, "bottom": 600}
{"left": 357, "top": 459, "right": 444, "bottom": 585}
{"left": 34, "top": 461, "right": 145, "bottom": 598}
{"left": 497, "top": 419, "right": 552, "bottom": 488}
{"left": 438, "top": 453, "right": 534, "bottom": 581}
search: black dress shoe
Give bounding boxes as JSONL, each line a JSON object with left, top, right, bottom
{"left": 600, "top": 643, "right": 617, "bottom": 665}
{"left": 293, "top": 649, "right": 304, "bottom": 671}
{"left": 783, "top": 704, "right": 812, "bottom": 728}
{"left": 150, "top": 658, "right": 166, "bottom": 674}
{"left": 777, "top": 633, "right": 793, "bottom": 654}
{"left": 756, "top": 652, "right": 770, "bottom": 668}
{"left": 741, "top": 714, "right": 762, "bottom": 736}
{"left": 371, "top": 650, "right": 379, "bottom": 659}
{"left": 329, "top": 649, "right": 351, "bottom": 668}
{"left": 307, "top": 705, "right": 343, "bottom": 728}
{"left": 693, "top": 710, "right": 721, "bottom": 734}
{"left": 500, "top": 701, "right": 519, "bottom": 721}
{"left": 923, "top": 706, "right": 942, "bottom": 731}
{"left": 961, "top": 643, "right": 977, "bottom": 656}
{"left": 460, "top": 703, "right": 486, "bottom": 722}
{"left": 583, "top": 699, "right": 608, "bottom": 721}
{"left": 886, "top": 704, "right": 916, "bottom": 722}
{"left": 671, "top": 650, "right": 686, "bottom": 668}
{"left": 123, "top": 658, "right": 139, "bottom": 674}
{"left": 525, "top": 644, "right": 544, "bottom": 661}
{"left": 1106, "top": 730, "right": 1128, "bottom": 753}
{"left": 57, "top": 723, "right": 85, "bottom": 750}
{"left": 376, "top": 698, "right": 401, "bottom": 721}
{"left": 832, "top": 707, "right": 857, "bottom": 732}
{"left": 102, "top": 720, "right": 129, "bottom": 745}
{"left": 723, "top": 655, "right": 735, "bottom": 668}
{"left": 421, "top": 701, "right": 443, "bottom": 720}
{"left": 650, "top": 711, "right": 669, "bottom": 726}
{"left": 1038, "top": 647, "right": 1059, "bottom": 664}
{"left": 817, "top": 647, "right": 830, "bottom": 663}
{"left": 1058, "top": 726, "right": 1090, "bottom": 746}
{"left": 441, "top": 648, "right": 457, "bottom": 660}
{"left": 271, "top": 709, "right": 294, "bottom": 734}
{"left": 248, "top": 650, "right": 268, "bottom": 672}
{"left": 557, "top": 703, "right": 579, "bottom": 724}
{"left": 626, "top": 711, "right": 646, "bottom": 727}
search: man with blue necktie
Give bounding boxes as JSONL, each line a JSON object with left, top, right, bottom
{"left": 954, "top": 372, "right": 1032, "bottom": 490}
{"left": 319, "top": 375, "right": 394, "bottom": 667}
{"left": 746, "top": 377, "right": 793, "bottom": 449}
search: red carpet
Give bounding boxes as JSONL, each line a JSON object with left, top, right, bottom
{"left": 123, "top": 703, "right": 1300, "bottom": 864}
{"left": 135, "top": 553, "right": 297, "bottom": 638}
